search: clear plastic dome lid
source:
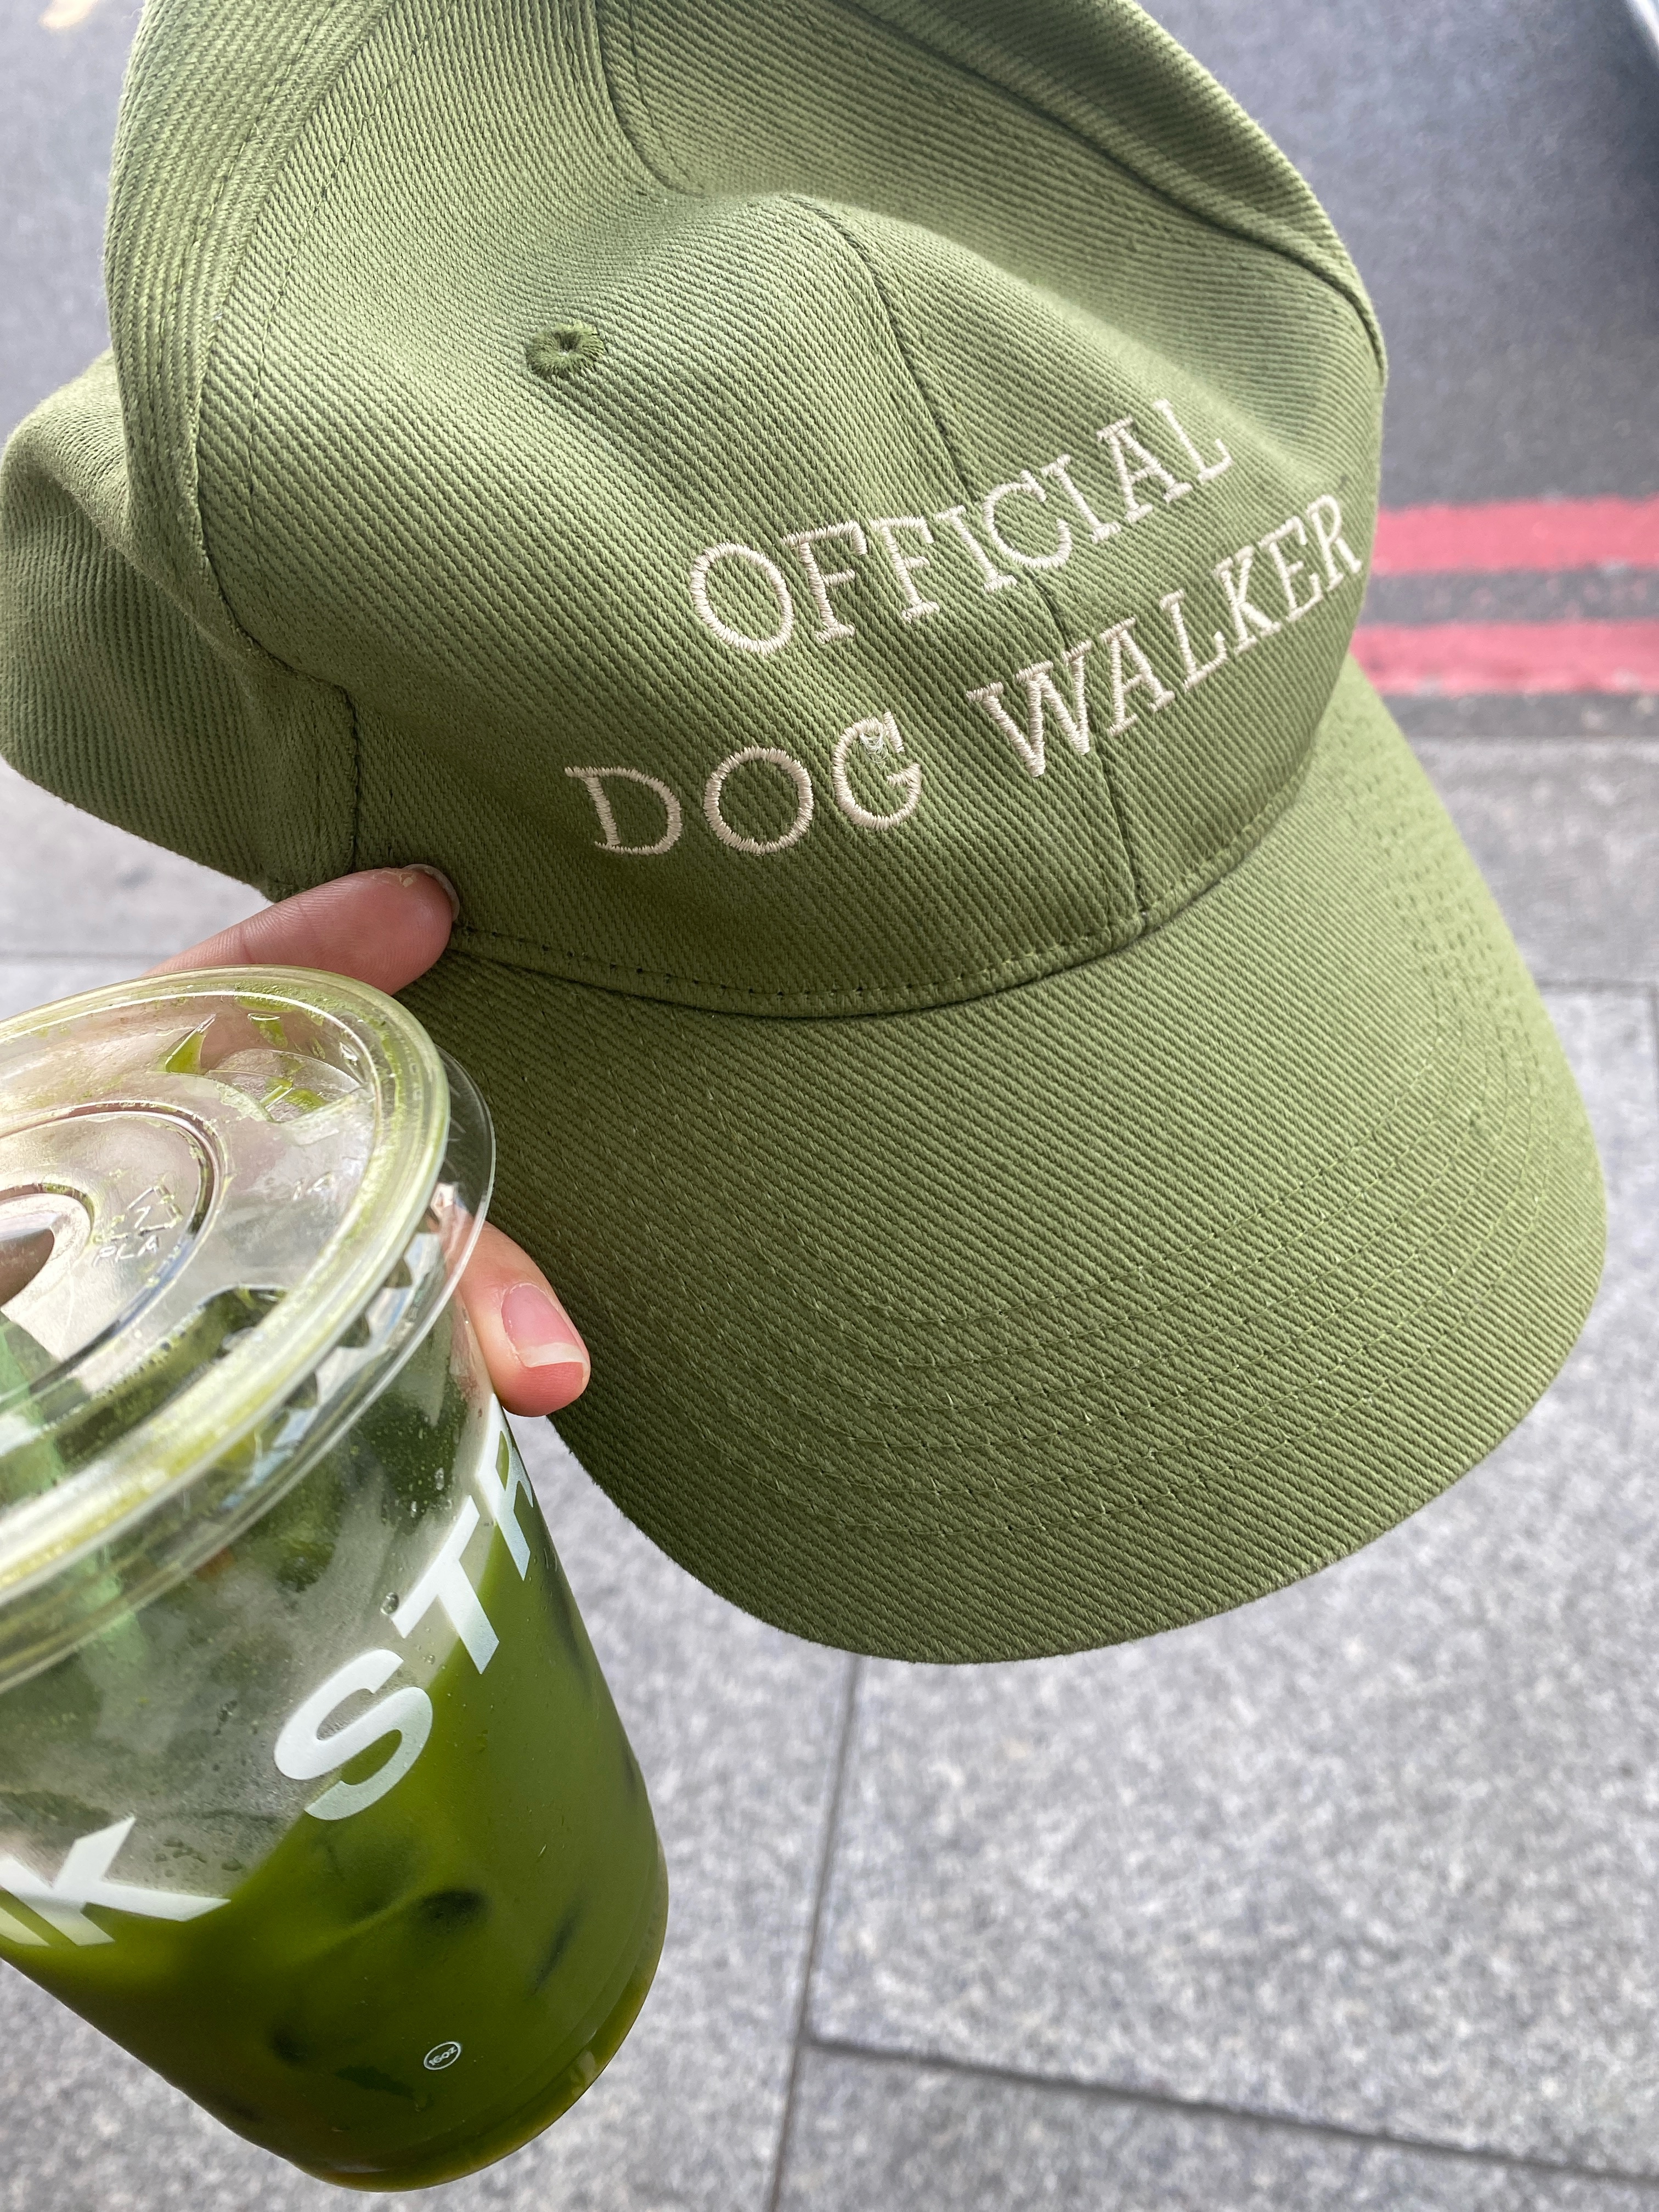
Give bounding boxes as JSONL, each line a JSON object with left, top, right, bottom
{"left": 0, "top": 969, "right": 493, "bottom": 1686}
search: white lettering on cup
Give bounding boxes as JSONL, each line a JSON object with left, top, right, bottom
{"left": 0, "top": 1818, "right": 223, "bottom": 1943}
{"left": 274, "top": 1650, "right": 435, "bottom": 1823}
{"left": 390, "top": 1499, "right": 499, "bottom": 1672}
{"left": 0, "top": 1903, "right": 44, "bottom": 1945}
{"left": 473, "top": 1407, "right": 535, "bottom": 1578}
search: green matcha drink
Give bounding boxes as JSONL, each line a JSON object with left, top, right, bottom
{"left": 0, "top": 972, "right": 665, "bottom": 2189}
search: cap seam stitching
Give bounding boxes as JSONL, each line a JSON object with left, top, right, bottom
{"left": 474, "top": 680, "right": 1500, "bottom": 1342}
{"left": 784, "top": 1022, "right": 1549, "bottom": 1525}
{"left": 582, "top": 911, "right": 1474, "bottom": 1368}
{"left": 820, "top": 0, "right": 1386, "bottom": 383}
{"left": 582, "top": 1055, "right": 1555, "bottom": 1537}
{"left": 590, "top": 0, "right": 1382, "bottom": 379}
{"left": 109, "top": 0, "right": 366, "bottom": 888}
{"left": 523, "top": 729, "right": 1474, "bottom": 1347}
{"left": 153, "top": 0, "right": 343, "bottom": 638}
{"left": 627, "top": 933, "right": 1516, "bottom": 1424}
{"left": 576, "top": 839, "right": 1558, "bottom": 1527}
{"left": 182, "top": 0, "right": 409, "bottom": 885}
{"left": 433, "top": 744, "right": 1304, "bottom": 1012}
{"left": 590, "top": 0, "right": 689, "bottom": 192}
{"left": 196, "top": 0, "right": 651, "bottom": 887}
{"left": 787, "top": 192, "right": 1150, "bottom": 915}
{"left": 233, "top": 0, "right": 460, "bottom": 620}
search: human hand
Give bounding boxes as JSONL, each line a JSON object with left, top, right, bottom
{"left": 150, "top": 868, "right": 589, "bottom": 1419}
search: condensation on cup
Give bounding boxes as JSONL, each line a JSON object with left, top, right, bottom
{"left": 0, "top": 969, "right": 667, "bottom": 2189}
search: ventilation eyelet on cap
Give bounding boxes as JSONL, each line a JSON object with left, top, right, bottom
{"left": 526, "top": 323, "right": 604, "bottom": 379}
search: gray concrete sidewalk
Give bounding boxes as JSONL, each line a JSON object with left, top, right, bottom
{"left": 2, "top": 733, "right": 1658, "bottom": 2211}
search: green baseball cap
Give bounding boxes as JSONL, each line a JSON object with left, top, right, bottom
{"left": 0, "top": 0, "right": 1604, "bottom": 1661}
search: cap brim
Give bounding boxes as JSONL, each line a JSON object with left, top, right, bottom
{"left": 404, "top": 663, "right": 1604, "bottom": 1662}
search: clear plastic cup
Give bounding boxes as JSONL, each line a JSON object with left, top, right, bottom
{"left": 0, "top": 969, "right": 667, "bottom": 2189}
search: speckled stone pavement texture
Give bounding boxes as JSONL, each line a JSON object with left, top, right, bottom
{"left": 808, "top": 995, "right": 1659, "bottom": 2171}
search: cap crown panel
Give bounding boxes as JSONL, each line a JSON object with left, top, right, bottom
{"left": 611, "top": 0, "right": 1380, "bottom": 366}
{"left": 105, "top": 0, "right": 409, "bottom": 641}
{"left": 825, "top": 202, "right": 1373, "bottom": 917}
{"left": 611, "top": 0, "right": 1383, "bottom": 927}
{"left": 191, "top": 0, "right": 1382, "bottom": 1013}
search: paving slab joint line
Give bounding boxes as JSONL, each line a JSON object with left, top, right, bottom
{"left": 1407, "top": 743, "right": 1659, "bottom": 752}
{"left": 1534, "top": 979, "right": 1657, "bottom": 997}
{"left": 764, "top": 1655, "right": 862, "bottom": 2212}
{"left": 801, "top": 2035, "right": 1659, "bottom": 2195}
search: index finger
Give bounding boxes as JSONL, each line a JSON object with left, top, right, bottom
{"left": 149, "top": 868, "right": 460, "bottom": 995}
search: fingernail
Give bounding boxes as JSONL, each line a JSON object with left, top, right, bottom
{"left": 501, "top": 1283, "right": 589, "bottom": 1374}
{"left": 398, "top": 864, "right": 462, "bottom": 921}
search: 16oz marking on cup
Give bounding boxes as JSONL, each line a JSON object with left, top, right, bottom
{"left": 424, "top": 2041, "right": 462, "bottom": 2071}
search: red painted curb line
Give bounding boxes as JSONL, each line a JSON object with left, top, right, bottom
{"left": 1372, "top": 497, "right": 1659, "bottom": 574}
{"left": 1352, "top": 620, "right": 1659, "bottom": 695}
{"left": 1353, "top": 619, "right": 1659, "bottom": 695}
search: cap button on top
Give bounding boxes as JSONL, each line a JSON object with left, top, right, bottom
{"left": 526, "top": 323, "right": 604, "bottom": 379}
